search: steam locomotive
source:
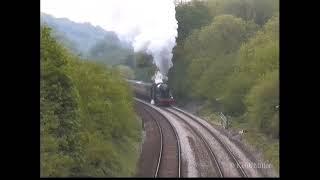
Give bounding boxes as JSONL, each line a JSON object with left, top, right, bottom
{"left": 127, "top": 79, "right": 175, "bottom": 106}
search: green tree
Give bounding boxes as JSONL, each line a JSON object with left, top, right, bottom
{"left": 88, "top": 38, "right": 133, "bottom": 66}
{"left": 169, "top": 0, "right": 218, "bottom": 100}
{"left": 245, "top": 70, "right": 279, "bottom": 138}
{"left": 175, "top": 0, "right": 212, "bottom": 43}
{"left": 185, "top": 15, "right": 257, "bottom": 104}
{"left": 41, "top": 25, "right": 141, "bottom": 177}
{"left": 169, "top": 1, "right": 279, "bottom": 171}
{"left": 132, "top": 52, "right": 157, "bottom": 82}
{"left": 115, "top": 65, "right": 135, "bottom": 79}
{"left": 219, "top": 14, "right": 279, "bottom": 116}
{"left": 207, "top": 0, "right": 279, "bottom": 26}
{"left": 41, "top": 26, "right": 83, "bottom": 176}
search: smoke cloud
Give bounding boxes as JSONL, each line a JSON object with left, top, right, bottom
{"left": 110, "top": 0, "right": 178, "bottom": 79}
{"left": 41, "top": 0, "right": 178, "bottom": 80}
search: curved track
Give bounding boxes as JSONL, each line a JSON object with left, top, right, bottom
{"left": 135, "top": 100, "right": 181, "bottom": 177}
{"left": 169, "top": 106, "right": 248, "bottom": 177}
{"left": 161, "top": 107, "right": 223, "bottom": 177}
{"left": 135, "top": 98, "right": 251, "bottom": 177}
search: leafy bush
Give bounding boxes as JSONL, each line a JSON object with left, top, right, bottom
{"left": 245, "top": 70, "right": 279, "bottom": 138}
{"left": 41, "top": 25, "right": 141, "bottom": 177}
{"left": 169, "top": 0, "right": 279, "bottom": 172}
{"left": 170, "top": 1, "right": 279, "bottom": 140}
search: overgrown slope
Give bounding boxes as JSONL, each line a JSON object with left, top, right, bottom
{"left": 169, "top": 0, "right": 279, "bottom": 172}
{"left": 40, "top": 25, "right": 141, "bottom": 177}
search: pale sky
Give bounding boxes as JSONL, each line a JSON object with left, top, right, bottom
{"left": 40, "top": 0, "right": 188, "bottom": 34}
{"left": 41, "top": 0, "right": 188, "bottom": 75}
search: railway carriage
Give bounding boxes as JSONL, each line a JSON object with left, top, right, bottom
{"left": 127, "top": 79, "right": 175, "bottom": 106}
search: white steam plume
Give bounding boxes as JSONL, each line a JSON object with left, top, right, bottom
{"left": 42, "top": 0, "right": 178, "bottom": 81}
{"left": 110, "top": 0, "right": 178, "bottom": 79}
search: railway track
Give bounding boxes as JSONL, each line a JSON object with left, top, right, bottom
{"left": 135, "top": 98, "right": 250, "bottom": 177}
{"left": 168, "top": 106, "right": 248, "bottom": 177}
{"left": 135, "top": 99, "right": 181, "bottom": 177}
{"left": 161, "top": 107, "right": 224, "bottom": 177}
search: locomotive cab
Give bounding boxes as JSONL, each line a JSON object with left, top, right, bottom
{"left": 151, "top": 82, "right": 174, "bottom": 106}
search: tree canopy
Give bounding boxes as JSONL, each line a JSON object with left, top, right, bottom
{"left": 169, "top": 0, "right": 279, "bottom": 137}
{"left": 41, "top": 25, "right": 141, "bottom": 177}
